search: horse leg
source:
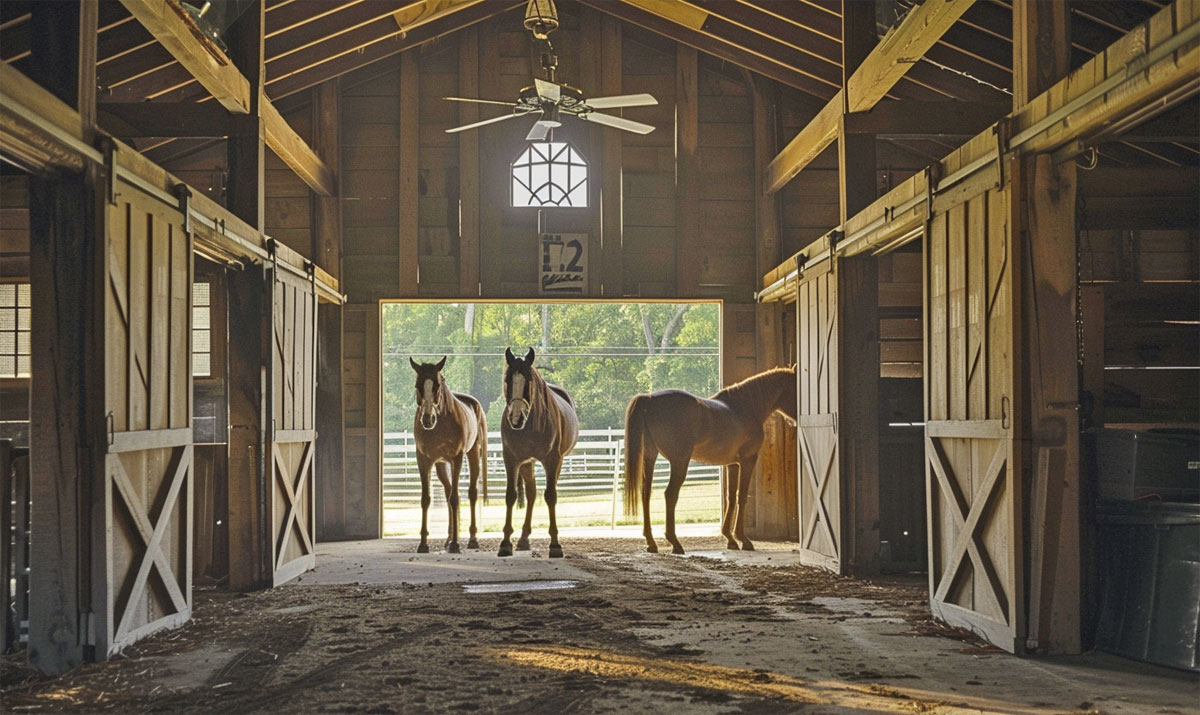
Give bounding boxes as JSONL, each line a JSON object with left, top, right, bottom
{"left": 466, "top": 447, "right": 481, "bottom": 550}
{"left": 734, "top": 454, "right": 758, "bottom": 551}
{"left": 498, "top": 453, "right": 518, "bottom": 557}
{"left": 449, "top": 458, "right": 465, "bottom": 553}
{"left": 543, "top": 455, "right": 563, "bottom": 558}
{"left": 664, "top": 457, "right": 690, "bottom": 555}
{"left": 721, "top": 463, "right": 741, "bottom": 550}
{"left": 516, "top": 462, "right": 536, "bottom": 551}
{"left": 435, "top": 462, "right": 458, "bottom": 553}
{"left": 417, "top": 456, "right": 432, "bottom": 553}
{"left": 641, "top": 451, "right": 658, "bottom": 553}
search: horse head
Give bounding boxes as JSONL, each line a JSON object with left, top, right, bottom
{"left": 503, "top": 347, "right": 537, "bottom": 430}
{"left": 410, "top": 356, "right": 448, "bottom": 430}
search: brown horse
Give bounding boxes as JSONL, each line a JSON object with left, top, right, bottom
{"left": 623, "top": 365, "right": 797, "bottom": 555}
{"left": 498, "top": 347, "right": 578, "bottom": 558}
{"left": 410, "top": 357, "right": 488, "bottom": 553}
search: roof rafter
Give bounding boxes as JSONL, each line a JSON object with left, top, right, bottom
{"left": 765, "top": 0, "right": 979, "bottom": 194}
{"left": 116, "top": 0, "right": 334, "bottom": 196}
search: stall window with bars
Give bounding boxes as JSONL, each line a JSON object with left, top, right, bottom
{"left": 193, "top": 282, "right": 211, "bottom": 377}
{"left": 0, "top": 283, "right": 31, "bottom": 378}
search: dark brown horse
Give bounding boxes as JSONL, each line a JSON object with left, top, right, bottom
{"left": 623, "top": 365, "right": 797, "bottom": 555}
{"left": 410, "top": 357, "right": 488, "bottom": 553}
{"left": 498, "top": 347, "right": 578, "bottom": 558}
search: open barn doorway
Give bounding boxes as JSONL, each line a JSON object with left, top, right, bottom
{"left": 379, "top": 301, "right": 722, "bottom": 539}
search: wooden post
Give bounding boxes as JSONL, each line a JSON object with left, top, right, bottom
{"left": 29, "top": 173, "right": 98, "bottom": 672}
{"left": 675, "top": 44, "right": 699, "bottom": 296}
{"left": 600, "top": 16, "right": 623, "bottom": 296}
{"left": 1014, "top": 0, "right": 1080, "bottom": 655}
{"left": 398, "top": 50, "right": 419, "bottom": 297}
{"left": 458, "top": 26, "right": 480, "bottom": 297}
{"left": 224, "top": 0, "right": 270, "bottom": 589}
{"left": 313, "top": 78, "right": 349, "bottom": 540}
{"left": 27, "top": 0, "right": 103, "bottom": 674}
{"left": 836, "top": 0, "right": 881, "bottom": 575}
{"left": 750, "top": 73, "right": 794, "bottom": 540}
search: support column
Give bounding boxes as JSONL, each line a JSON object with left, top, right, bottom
{"left": 224, "top": 0, "right": 270, "bottom": 590}
{"left": 675, "top": 44, "right": 699, "bottom": 296}
{"left": 27, "top": 0, "right": 102, "bottom": 674}
{"left": 1013, "top": 0, "right": 1080, "bottom": 655}
{"left": 837, "top": 0, "right": 881, "bottom": 575}
{"left": 313, "top": 78, "right": 349, "bottom": 540}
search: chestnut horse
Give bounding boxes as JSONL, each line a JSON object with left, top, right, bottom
{"left": 498, "top": 347, "right": 578, "bottom": 558}
{"left": 410, "top": 357, "right": 488, "bottom": 553}
{"left": 623, "top": 365, "right": 797, "bottom": 555}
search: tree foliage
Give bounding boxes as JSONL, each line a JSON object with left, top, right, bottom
{"left": 382, "top": 302, "right": 720, "bottom": 433}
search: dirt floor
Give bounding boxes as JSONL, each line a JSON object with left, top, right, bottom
{"left": 2, "top": 536, "right": 1196, "bottom": 714}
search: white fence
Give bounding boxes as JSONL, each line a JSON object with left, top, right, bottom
{"left": 382, "top": 428, "right": 722, "bottom": 530}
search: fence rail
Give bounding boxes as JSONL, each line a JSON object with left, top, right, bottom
{"left": 382, "top": 429, "right": 721, "bottom": 532}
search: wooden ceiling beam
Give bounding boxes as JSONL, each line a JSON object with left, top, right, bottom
{"left": 116, "top": 0, "right": 251, "bottom": 113}
{"left": 265, "top": 1, "right": 413, "bottom": 58}
{"left": 265, "top": 0, "right": 364, "bottom": 38}
{"left": 765, "top": 0, "right": 978, "bottom": 194}
{"left": 607, "top": 0, "right": 841, "bottom": 93}
{"left": 264, "top": 0, "right": 520, "bottom": 100}
{"left": 262, "top": 94, "right": 335, "bottom": 196}
{"left": 578, "top": 0, "right": 835, "bottom": 100}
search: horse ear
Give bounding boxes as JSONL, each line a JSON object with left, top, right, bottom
{"left": 409, "top": 357, "right": 420, "bottom": 372}
{"left": 505, "top": 347, "right": 515, "bottom": 365}
{"left": 435, "top": 356, "right": 447, "bottom": 371}
{"left": 525, "top": 347, "right": 536, "bottom": 365}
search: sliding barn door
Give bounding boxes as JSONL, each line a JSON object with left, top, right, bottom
{"left": 100, "top": 189, "right": 193, "bottom": 654}
{"left": 924, "top": 179, "right": 1023, "bottom": 652}
{"left": 795, "top": 264, "right": 842, "bottom": 572}
{"left": 269, "top": 267, "right": 317, "bottom": 586}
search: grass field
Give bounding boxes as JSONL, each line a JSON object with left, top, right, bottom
{"left": 383, "top": 480, "right": 720, "bottom": 536}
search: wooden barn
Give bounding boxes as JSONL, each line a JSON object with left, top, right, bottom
{"left": 0, "top": 0, "right": 1197, "bottom": 711}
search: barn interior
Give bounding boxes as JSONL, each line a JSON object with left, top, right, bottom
{"left": 1, "top": 0, "right": 1198, "bottom": 711}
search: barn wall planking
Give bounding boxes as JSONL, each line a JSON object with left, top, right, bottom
{"left": 335, "top": 11, "right": 799, "bottom": 537}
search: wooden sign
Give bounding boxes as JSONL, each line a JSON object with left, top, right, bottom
{"left": 540, "top": 233, "right": 587, "bottom": 295}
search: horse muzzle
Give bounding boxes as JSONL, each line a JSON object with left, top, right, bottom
{"left": 507, "top": 401, "right": 530, "bottom": 430}
{"left": 420, "top": 413, "right": 438, "bottom": 430}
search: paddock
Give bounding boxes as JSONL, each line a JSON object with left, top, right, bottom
{"left": 1, "top": 0, "right": 1198, "bottom": 710}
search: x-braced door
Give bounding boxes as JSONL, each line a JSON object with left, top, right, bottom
{"left": 269, "top": 259, "right": 317, "bottom": 586}
{"left": 924, "top": 179, "right": 1023, "bottom": 652}
{"left": 100, "top": 186, "right": 193, "bottom": 655}
{"left": 795, "top": 262, "right": 842, "bottom": 572}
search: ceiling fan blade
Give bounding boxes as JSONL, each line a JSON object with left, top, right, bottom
{"left": 443, "top": 96, "right": 520, "bottom": 107}
{"left": 584, "top": 93, "right": 658, "bottom": 109}
{"left": 526, "top": 120, "right": 554, "bottom": 142}
{"left": 534, "top": 78, "right": 561, "bottom": 103}
{"left": 445, "top": 111, "right": 530, "bottom": 134}
{"left": 579, "top": 111, "right": 655, "bottom": 135}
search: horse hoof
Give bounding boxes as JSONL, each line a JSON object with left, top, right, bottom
{"left": 417, "top": 543, "right": 429, "bottom": 554}
{"left": 448, "top": 543, "right": 461, "bottom": 554}
{"left": 741, "top": 541, "right": 755, "bottom": 552}
{"left": 548, "top": 544, "right": 564, "bottom": 559}
{"left": 726, "top": 541, "right": 740, "bottom": 550}
{"left": 467, "top": 539, "right": 480, "bottom": 550}
{"left": 672, "top": 545, "right": 686, "bottom": 555}
{"left": 497, "top": 544, "right": 513, "bottom": 557}
{"left": 516, "top": 539, "right": 531, "bottom": 551}
{"left": 646, "top": 543, "right": 658, "bottom": 554}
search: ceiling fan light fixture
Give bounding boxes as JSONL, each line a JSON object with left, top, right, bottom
{"left": 524, "top": 0, "right": 559, "bottom": 40}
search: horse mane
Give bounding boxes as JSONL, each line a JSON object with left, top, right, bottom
{"left": 713, "top": 366, "right": 794, "bottom": 416}
{"left": 526, "top": 365, "right": 557, "bottom": 433}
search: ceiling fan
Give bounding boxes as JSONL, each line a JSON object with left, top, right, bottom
{"left": 443, "top": 0, "right": 658, "bottom": 141}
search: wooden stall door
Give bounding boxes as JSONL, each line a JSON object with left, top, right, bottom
{"left": 795, "top": 265, "right": 842, "bottom": 572}
{"left": 269, "top": 268, "right": 317, "bottom": 586}
{"left": 101, "top": 189, "right": 193, "bottom": 655}
{"left": 924, "top": 181, "right": 1023, "bottom": 652}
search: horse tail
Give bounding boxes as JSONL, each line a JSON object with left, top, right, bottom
{"left": 623, "top": 395, "right": 648, "bottom": 517}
